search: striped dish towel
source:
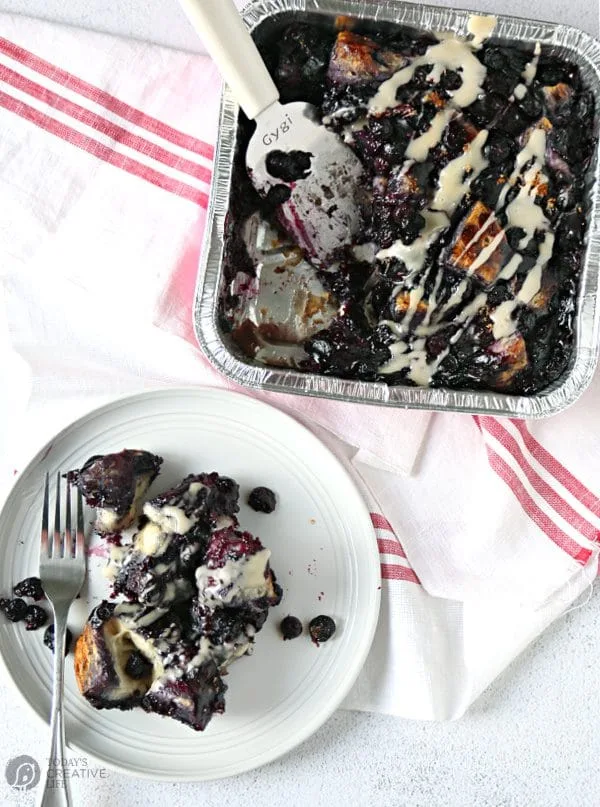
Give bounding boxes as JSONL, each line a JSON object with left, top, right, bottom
{"left": 1, "top": 13, "right": 600, "bottom": 722}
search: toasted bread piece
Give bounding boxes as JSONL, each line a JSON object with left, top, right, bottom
{"left": 449, "top": 202, "right": 511, "bottom": 286}
{"left": 74, "top": 611, "right": 155, "bottom": 711}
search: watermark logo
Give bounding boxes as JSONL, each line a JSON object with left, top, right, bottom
{"left": 5, "top": 756, "right": 40, "bottom": 792}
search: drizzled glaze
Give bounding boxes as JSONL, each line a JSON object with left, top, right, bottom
{"left": 378, "top": 121, "right": 552, "bottom": 382}
{"left": 370, "top": 37, "right": 487, "bottom": 114}
{"left": 432, "top": 130, "right": 489, "bottom": 212}
{"left": 467, "top": 15, "right": 498, "bottom": 48}
{"left": 372, "top": 21, "right": 554, "bottom": 384}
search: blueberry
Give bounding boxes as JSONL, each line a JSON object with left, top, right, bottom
{"left": 125, "top": 650, "right": 153, "bottom": 679}
{"left": 308, "top": 615, "right": 336, "bottom": 646}
{"left": 13, "top": 577, "right": 45, "bottom": 601}
{"left": 398, "top": 212, "right": 425, "bottom": 246}
{"left": 506, "top": 227, "right": 527, "bottom": 251}
{"left": 440, "top": 70, "right": 462, "bottom": 91}
{"left": 279, "top": 616, "right": 302, "bottom": 640}
{"left": 537, "top": 61, "right": 571, "bottom": 86}
{"left": 443, "top": 120, "right": 470, "bottom": 154}
{"left": 484, "top": 132, "right": 514, "bottom": 166}
{"left": 265, "top": 150, "right": 312, "bottom": 182}
{"left": 482, "top": 47, "right": 506, "bottom": 72}
{"left": 519, "top": 92, "right": 543, "bottom": 120}
{"left": 43, "top": 624, "right": 73, "bottom": 655}
{"left": 0, "top": 598, "right": 28, "bottom": 622}
{"left": 248, "top": 487, "right": 277, "bottom": 514}
{"left": 263, "top": 184, "right": 292, "bottom": 211}
{"left": 24, "top": 605, "right": 47, "bottom": 631}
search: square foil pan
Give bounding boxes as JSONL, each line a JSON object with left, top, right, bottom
{"left": 194, "top": 0, "right": 600, "bottom": 417}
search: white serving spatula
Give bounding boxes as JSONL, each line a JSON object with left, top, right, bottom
{"left": 178, "top": 0, "right": 365, "bottom": 265}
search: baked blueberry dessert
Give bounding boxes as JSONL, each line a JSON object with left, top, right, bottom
{"left": 74, "top": 460, "right": 282, "bottom": 731}
{"left": 67, "top": 450, "right": 163, "bottom": 533}
{"left": 222, "top": 18, "right": 597, "bottom": 394}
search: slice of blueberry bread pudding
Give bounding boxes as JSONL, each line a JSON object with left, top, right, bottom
{"left": 67, "top": 450, "right": 163, "bottom": 534}
{"left": 222, "top": 17, "right": 597, "bottom": 394}
{"left": 71, "top": 452, "right": 282, "bottom": 731}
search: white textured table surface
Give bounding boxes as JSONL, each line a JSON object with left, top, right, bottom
{"left": 1, "top": 1, "right": 600, "bottom": 806}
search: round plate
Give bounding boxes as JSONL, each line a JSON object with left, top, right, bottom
{"left": 0, "top": 388, "right": 380, "bottom": 781}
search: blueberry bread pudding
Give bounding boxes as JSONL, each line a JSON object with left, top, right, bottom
{"left": 72, "top": 452, "right": 282, "bottom": 731}
{"left": 222, "top": 17, "right": 597, "bottom": 394}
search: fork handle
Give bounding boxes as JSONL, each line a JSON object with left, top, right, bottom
{"left": 37, "top": 609, "right": 72, "bottom": 807}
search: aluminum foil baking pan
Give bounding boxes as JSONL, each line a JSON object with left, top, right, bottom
{"left": 194, "top": 0, "right": 600, "bottom": 417}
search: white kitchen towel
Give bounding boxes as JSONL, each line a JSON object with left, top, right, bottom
{"left": 1, "top": 12, "right": 600, "bottom": 723}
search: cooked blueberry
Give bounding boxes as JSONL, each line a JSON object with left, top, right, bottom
{"left": 440, "top": 70, "right": 462, "bottom": 91}
{"left": 519, "top": 92, "right": 543, "bottom": 120}
{"left": 24, "top": 605, "right": 47, "bottom": 631}
{"left": 247, "top": 487, "right": 277, "bottom": 514}
{"left": 263, "top": 183, "right": 292, "bottom": 210}
{"left": 280, "top": 615, "right": 302, "bottom": 640}
{"left": 125, "top": 650, "right": 153, "bottom": 680}
{"left": 13, "top": 577, "right": 45, "bottom": 601}
{"left": 484, "top": 132, "right": 514, "bottom": 165}
{"left": 506, "top": 227, "right": 527, "bottom": 250}
{"left": 272, "top": 23, "right": 334, "bottom": 106}
{"left": 204, "top": 529, "right": 263, "bottom": 566}
{"left": 265, "top": 150, "right": 313, "bottom": 182}
{"left": 308, "top": 615, "right": 336, "bottom": 645}
{"left": 91, "top": 601, "right": 116, "bottom": 627}
{"left": 0, "top": 598, "right": 28, "bottom": 622}
{"left": 442, "top": 120, "right": 470, "bottom": 154}
{"left": 482, "top": 47, "right": 506, "bottom": 71}
{"left": 43, "top": 624, "right": 73, "bottom": 655}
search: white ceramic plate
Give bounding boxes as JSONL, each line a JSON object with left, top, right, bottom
{"left": 0, "top": 388, "right": 380, "bottom": 781}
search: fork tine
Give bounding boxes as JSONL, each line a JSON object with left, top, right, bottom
{"left": 53, "top": 471, "right": 62, "bottom": 559}
{"left": 41, "top": 472, "right": 50, "bottom": 558}
{"left": 76, "top": 488, "right": 85, "bottom": 559}
{"left": 65, "top": 480, "right": 72, "bottom": 556}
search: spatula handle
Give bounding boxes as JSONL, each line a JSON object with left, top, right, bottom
{"left": 178, "top": 0, "right": 279, "bottom": 119}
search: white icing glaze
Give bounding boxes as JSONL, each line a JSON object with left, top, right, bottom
{"left": 499, "top": 253, "right": 523, "bottom": 280}
{"left": 518, "top": 232, "right": 555, "bottom": 303}
{"left": 369, "top": 37, "right": 487, "bottom": 114}
{"left": 376, "top": 211, "right": 449, "bottom": 274}
{"left": 143, "top": 503, "right": 193, "bottom": 536}
{"left": 432, "top": 130, "right": 489, "bottom": 213}
{"left": 497, "top": 127, "right": 547, "bottom": 209}
{"left": 196, "top": 548, "right": 272, "bottom": 608}
{"left": 136, "top": 522, "right": 172, "bottom": 557}
{"left": 467, "top": 229, "right": 506, "bottom": 276}
{"left": 369, "top": 34, "right": 556, "bottom": 388}
{"left": 467, "top": 15, "right": 497, "bottom": 48}
{"left": 187, "top": 481, "right": 207, "bottom": 496}
{"left": 522, "top": 42, "right": 541, "bottom": 85}
{"left": 442, "top": 278, "right": 470, "bottom": 312}
{"left": 406, "top": 108, "right": 454, "bottom": 161}
{"left": 97, "top": 508, "right": 120, "bottom": 532}
{"left": 404, "top": 285, "right": 426, "bottom": 328}
{"left": 491, "top": 300, "right": 519, "bottom": 338}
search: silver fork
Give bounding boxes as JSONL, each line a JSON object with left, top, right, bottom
{"left": 37, "top": 472, "right": 87, "bottom": 807}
